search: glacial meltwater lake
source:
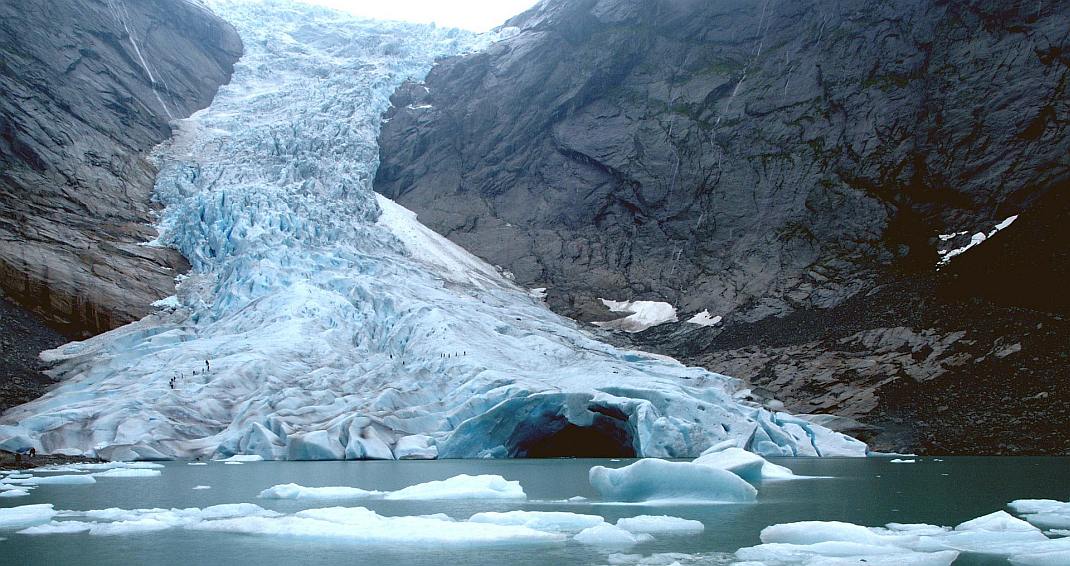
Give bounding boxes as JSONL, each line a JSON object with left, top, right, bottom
{"left": 3, "top": 457, "right": 1068, "bottom": 565}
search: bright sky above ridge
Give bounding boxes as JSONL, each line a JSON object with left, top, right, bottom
{"left": 298, "top": 0, "right": 540, "bottom": 31}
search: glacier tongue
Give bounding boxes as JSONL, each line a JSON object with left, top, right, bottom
{"left": 0, "top": 0, "right": 865, "bottom": 461}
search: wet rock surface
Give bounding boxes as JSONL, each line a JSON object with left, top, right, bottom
{"left": 376, "top": 0, "right": 1070, "bottom": 453}
{"left": 0, "top": 0, "right": 241, "bottom": 339}
{"left": 0, "top": 296, "right": 64, "bottom": 413}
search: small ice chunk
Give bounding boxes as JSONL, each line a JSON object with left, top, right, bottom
{"left": 616, "top": 515, "right": 704, "bottom": 535}
{"left": 386, "top": 474, "right": 525, "bottom": 500}
{"left": 469, "top": 511, "right": 605, "bottom": 532}
{"left": 890, "top": 458, "right": 916, "bottom": 463}
{"left": 0, "top": 489, "right": 30, "bottom": 498}
{"left": 192, "top": 485, "right": 212, "bottom": 490}
{"left": 589, "top": 459, "right": 757, "bottom": 503}
{"left": 187, "top": 462, "right": 208, "bottom": 466}
{"left": 394, "top": 435, "right": 438, "bottom": 460}
{"left": 573, "top": 523, "right": 653, "bottom": 547}
{"left": 0, "top": 504, "right": 57, "bottom": 530}
{"left": 258, "top": 483, "right": 382, "bottom": 500}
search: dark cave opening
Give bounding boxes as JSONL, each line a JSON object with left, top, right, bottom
{"left": 510, "top": 411, "right": 637, "bottom": 458}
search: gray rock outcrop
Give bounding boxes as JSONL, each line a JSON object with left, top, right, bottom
{"left": 376, "top": 0, "right": 1070, "bottom": 453}
{"left": 0, "top": 0, "right": 241, "bottom": 337}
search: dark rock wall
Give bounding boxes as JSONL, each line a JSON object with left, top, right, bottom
{"left": 0, "top": 0, "right": 241, "bottom": 338}
{"left": 376, "top": 0, "right": 1070, "bottom": 453}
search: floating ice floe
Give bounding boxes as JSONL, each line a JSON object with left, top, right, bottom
{"left": 616, "top": 515, "right": 705, "bottom": 535}
{"left": 192, "top": 485, "right": 211, "bottom": 490}
{"left": 735, "top": 508, "right": 1070, "bottom": 565}
{"left": 1008, "top": 499, "right": 1070, "bottom": 531}
{"left": 468, "top": 511, "right": 606, "bottom": 532}
{"left": 385, "top": 474, "right": 525, "bottom": 500}
{"left": 0, "top": 0, "right": 864, "bottom": 464}
{"left": 91, "top": 468, "right": 162, "bottom": 478}
{"left": 573, "top": 523, "right": 654, "bottom": 548}
{"left": 260, "top": 474, "right": 525, "bottom": 501}
{"left": 890, "top": 458, "right": 917, "bottom": 463}
{"left": 259, "top": 483, "right": 383, "bottom": 501}
{"left": 3, "top": 474, "right": 96, "bottom": 486}
{"left": 0, "top": 489, "right": 30, "bottom": 498}
{"left": 0, "top": 504, "right": 57, "bottom": 530}
{"left": 589, "top": 459, "right": 757, "bottom": 503}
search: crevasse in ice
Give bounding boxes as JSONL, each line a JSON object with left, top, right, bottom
{"left": 0, "top": 0, "right": 866, "bottom": 461}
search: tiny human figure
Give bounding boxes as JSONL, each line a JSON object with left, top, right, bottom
{"left": 205, "top": 359, "right": 210, "bottom": 372}
{"left": 28, "top": 447, "right": 36, "bottom": 458}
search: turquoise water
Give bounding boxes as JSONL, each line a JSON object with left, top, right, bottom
{"left": 2, "top": 457, "right": 1068, "bottom": 565}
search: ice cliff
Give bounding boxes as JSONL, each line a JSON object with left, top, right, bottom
{"left": 0, "top": 0, "right": 865, "bottom": 461}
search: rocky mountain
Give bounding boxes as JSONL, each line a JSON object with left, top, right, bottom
{"left": 375, "top": 0, "right": 1070, "bottom": 453}
{"left": 0, "top": 0, "right": 241, "bottom": 340}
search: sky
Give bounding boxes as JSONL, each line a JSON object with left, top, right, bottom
{"left": 298, "top": 0, "right": 540, "bottom": 31}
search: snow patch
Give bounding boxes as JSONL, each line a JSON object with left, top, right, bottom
{"left": 686, "top": 310, "right": 722, "bottom": 327}
{"left": 594, "top": 299, "right": 678, "bottom": 333}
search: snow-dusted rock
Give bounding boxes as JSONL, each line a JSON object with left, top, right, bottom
{"left": 589, "top": 459, "right": 757, "bottom": 503}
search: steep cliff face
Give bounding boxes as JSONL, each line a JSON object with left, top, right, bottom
{"left": 376, "top": 0, "right": 1070, "bottom": 452}
{"left": 0, "top": 0, "right": 242, "bottom": 338}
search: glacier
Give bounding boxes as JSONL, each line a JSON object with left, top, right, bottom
{"left": 0, "top": 0, "right": 865, "bottom": 461}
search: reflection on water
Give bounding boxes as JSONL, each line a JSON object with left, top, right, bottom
{"left": 3, "top": 457, "right": 1068, "bottom": 565}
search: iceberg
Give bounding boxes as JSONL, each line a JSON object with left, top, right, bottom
{"left": 693, "top": 446, "right": 798, "bottom": 481}
{"left": 0, "top": 0, "right": 863, "bottom": 463}
{"left": 589, "top": 459, "right": 757, "bottom": 503}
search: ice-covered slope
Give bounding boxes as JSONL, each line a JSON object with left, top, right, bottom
{"left": 0, "top": 0, "right": 865, "bottom": 461}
